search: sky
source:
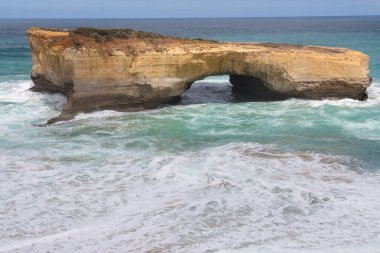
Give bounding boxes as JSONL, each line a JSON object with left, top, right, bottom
{"left": 0, "top": 0, "right": 380, "bottom": 18}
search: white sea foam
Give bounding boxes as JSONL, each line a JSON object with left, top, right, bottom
{"left": 0, "top": 80, "right": 34, "bottom": 103}
{"left": 73, "top": 110, "right": 127, "bottom": 121}
{"left": 0, "top": 80, "right": 66, "bottom": 106}
{"left": 194, "top": 75, "right": 231, "bottom": 84}
{"left": 283, "top": 81, "right": 380, "bottom": 108}
{"left": 0, "top": 80, "right": 66, "bottom": 127}
{"left": 1, "top": 78, "right": 380, "bottom": 252}
{"left": 219, "top": 244, "right": 380, "bottom": 253}
{"left": 1, "top": 142, "right": 380, "bottom": 252}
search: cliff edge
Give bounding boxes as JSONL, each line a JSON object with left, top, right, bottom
{"left": 27, "top": 27, "right": 372, "bottom": 123}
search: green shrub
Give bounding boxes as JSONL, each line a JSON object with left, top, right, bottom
{"left": 72, "top": 27, "right": 164, "bottom": 41}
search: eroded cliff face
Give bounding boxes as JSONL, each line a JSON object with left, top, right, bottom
{"left": 27, "top": 27, "right": 372, "bottom": 123}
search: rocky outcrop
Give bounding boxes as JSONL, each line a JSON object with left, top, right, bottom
{"left": 27, "top": 27, "right": 372, "bottom": 123}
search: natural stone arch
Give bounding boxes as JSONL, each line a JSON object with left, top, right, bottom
{"left": 183, "top": 74, "right": 289, "bottom": 102}
{"left": 27, "top": 27, "right": 371, "bottom": 124}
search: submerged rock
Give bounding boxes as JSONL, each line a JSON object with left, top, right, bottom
{"left": 27, "top": 27, "right": 372, "bottom": 123}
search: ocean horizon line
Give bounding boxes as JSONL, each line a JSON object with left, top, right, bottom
{"left": 1, "top": 15, "right": 380, "bottom": 20}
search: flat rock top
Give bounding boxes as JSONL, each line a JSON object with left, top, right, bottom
{"left": 28, "top": 27, "right": 358, "bottom": 56}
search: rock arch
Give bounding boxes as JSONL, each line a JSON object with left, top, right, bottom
{"left": 27, "top": 27, "right": 372, "bottom": 124}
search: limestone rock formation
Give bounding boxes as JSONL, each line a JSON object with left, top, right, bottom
{"left": 27, "top": 27, "right": 372, "bottom": 123}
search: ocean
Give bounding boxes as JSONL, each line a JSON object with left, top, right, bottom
{"left": 0, "top": 17, "right": 380, "bottom": 252}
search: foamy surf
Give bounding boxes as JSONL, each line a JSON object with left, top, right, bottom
{"left": 1, "top": 142, "right": 380, "bottom": 252}
{"left": 219, "top": 244, "right": 380, "bottom": 253}
{"left": 1, "top": 78, "right": 379, "bottom": 253}
{"left": 6, "top": 77, "right": 377, "bottom": 126}
{"left": 282, "top": 80, "right": 380, "bottom": 108}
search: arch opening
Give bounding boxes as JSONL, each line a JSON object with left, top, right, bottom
{"left": 178, "top": 74, "right": 288, "bottom": 106}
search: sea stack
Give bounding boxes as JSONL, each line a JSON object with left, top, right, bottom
{"left": 27, "top": 27, "right": 372, "bottom": 123}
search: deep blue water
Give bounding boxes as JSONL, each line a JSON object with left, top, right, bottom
{"left": 1, "top": 17, "right": 380, "bottom": 252}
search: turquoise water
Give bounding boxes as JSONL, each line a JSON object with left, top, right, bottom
{"left": 1, "top": 17, "right": 380, "bottom": 252}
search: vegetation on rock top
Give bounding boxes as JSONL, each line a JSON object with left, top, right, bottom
{"left": 72, "top": 27, "right": 167, "bottom": 41}
{"left": 71, "top": 27, "right": 219, "bottom": 43}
